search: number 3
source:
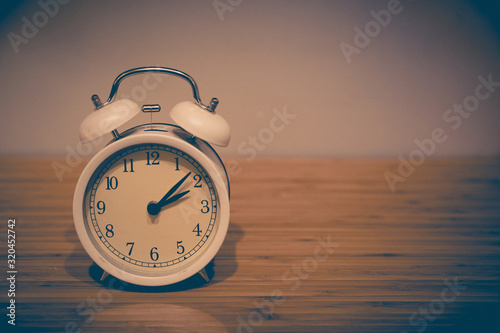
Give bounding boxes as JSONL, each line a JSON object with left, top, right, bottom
{"left": 201, "top": 200, "right": 209, "bottom": 214}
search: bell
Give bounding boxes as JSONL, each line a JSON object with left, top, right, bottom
{"left": 170, "top": 100, "right": 231, "bottom": 147}
{"left": 79, "top": 99, "right": 141, "bottom": 143}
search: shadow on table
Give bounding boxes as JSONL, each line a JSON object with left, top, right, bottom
{"left": 64, "top": 220, "right": 244, "bottom": 292}
{"left": 424, "top": 302, "right": 500, "bottom": 333}
{"left": 81, "top": 302, "right": 229, "bottom": 332}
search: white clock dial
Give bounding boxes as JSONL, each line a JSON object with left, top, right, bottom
{"left": 83, "top": 144, "right": 219, "bottom": 276}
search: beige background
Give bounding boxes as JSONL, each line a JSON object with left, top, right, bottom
{"left": 0, "top": 0, "right": 499, "bottom": 159}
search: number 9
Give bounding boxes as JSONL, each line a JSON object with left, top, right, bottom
{"left": 97, "top": 201, "right": 106, "bottom": 214}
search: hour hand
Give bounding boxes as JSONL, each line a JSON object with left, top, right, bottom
{"left": 147, "top": 190, "right": 190, "bottom": 216}
{"left": 160, "top": 190, "right": 190, "bottom": 208}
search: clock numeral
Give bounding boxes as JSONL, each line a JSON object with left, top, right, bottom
{"left": 105, "top": 176, "right": 118, "bottom": 190}
{"left": 175, "top": 157, "right": 180, "bottom": 171}
{"left": 126, "top": 242, "right": 134, "bottom": 256}
{"left": 201, "top": 200, "right": 210, "bottom": 214}
{"left": 105, "top": 224, "right": 114, "bottom": 238}
{"left": 96, "top": 201, "right": 106, "bottom": 214}
{"left": 150, "top": 247, "right": 159, "bottom": 261}
{"left": 123, "top": 159, "right": 134, "bottom": 172}
{"left": 146, "top": 151, "right": 160, "bottom": 165}
{"left": 193, "top": 174, "right": 202, "bottom": 188}
{"left": 193, "top": 223, "right": 202, "bottom": 236}
{"left": 177, "top": 241, "right": 185, "bottom": 255}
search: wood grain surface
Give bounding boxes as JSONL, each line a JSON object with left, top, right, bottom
{"left": 1, "top": 157, "right": 500, "bottom": 333}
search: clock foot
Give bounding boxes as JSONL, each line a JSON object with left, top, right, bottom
{"left": 100, "top": 270, "right": 110, "bottom": 281}
{"left": 198, "top": 268, "right": 210, "bottom": 283}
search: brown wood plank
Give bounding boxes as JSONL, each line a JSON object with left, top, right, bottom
{"left": 0, "top": 157, "right": 499, "bottom": 332}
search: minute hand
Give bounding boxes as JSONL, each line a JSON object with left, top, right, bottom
{"left": 157, "top": 171, "right": 192, "bottom": 206}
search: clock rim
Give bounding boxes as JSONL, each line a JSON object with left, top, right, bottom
{"left": 73, "top": 131, "right": 230, "bottom": 286}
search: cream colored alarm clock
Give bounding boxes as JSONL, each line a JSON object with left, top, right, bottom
{"left": 73, "top": 66, "right": 230, "bottom": 286}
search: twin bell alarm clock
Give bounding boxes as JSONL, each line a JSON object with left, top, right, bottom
{"left": 73, "top": 66, "right": 231, "bottom": 286}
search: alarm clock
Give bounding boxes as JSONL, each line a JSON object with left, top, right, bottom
{"left": 73, "top": 66, "right": 231, "bottom": 286}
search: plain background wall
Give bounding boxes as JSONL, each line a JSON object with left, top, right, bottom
{"left": 0, "top": 0, "right": 499, "bottom": 160}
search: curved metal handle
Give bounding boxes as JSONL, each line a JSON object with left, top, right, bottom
{"left": 103, "top": 66, "right": 218, "bottom": 112}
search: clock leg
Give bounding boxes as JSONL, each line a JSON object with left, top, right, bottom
{"left": 198, "top": 268, "right": 210, "bottom": 283}
{"left": 100, "top": 270, "right": 109, "bottom": 281}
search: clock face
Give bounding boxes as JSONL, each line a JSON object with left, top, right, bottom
{"left": 82, "top": 143, "right": 219, "bottom": 276}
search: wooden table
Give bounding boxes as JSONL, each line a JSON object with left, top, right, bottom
{"left": 1, "top": 157, "right": 500, "bottom": 332}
